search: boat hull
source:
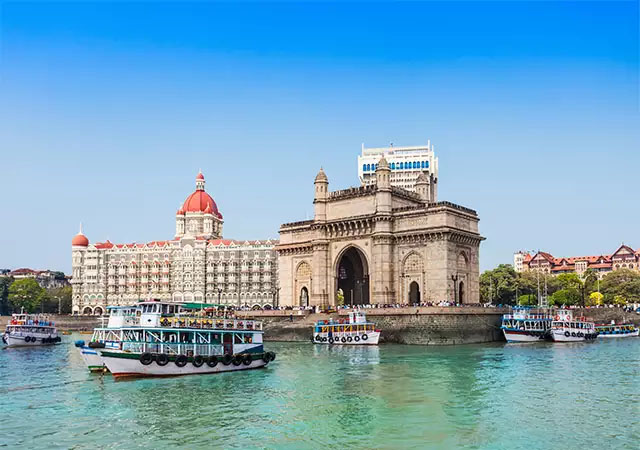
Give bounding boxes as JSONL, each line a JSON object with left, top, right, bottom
{"left": 99, "top": 351, "right": 270, "bottom": 379}
{"left": 597, "top": 330, "right": 639, "bottom": 338}
{"left": 77, "top": 346, "right": 107, "bottom": 372}
{"left": 313, "top": 331, "right": 380, "bottom": 345}
{"left": 550, "top": 329, "right": 598, "bottom": 342}
{"left": 2, "top": 334, "right": 59, "bottom": 348}
{"left": 502, "top": 330, "right": 548, "bottom": 343}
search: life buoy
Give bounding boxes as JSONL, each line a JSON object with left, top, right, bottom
{"left": 347, "top": 336, "right": 353, "bottom": 342}
{"left": 362, "top": 334, "right": 368, "bottom": 341}
{"left": 315, "top": 335, "right": 321, "bottom": 341}
{"left": 328, "top": 337, "right": 334, "bottom": 344}
{"left": 564, "top": 331, "right": 570, "bottom": 337}
{"left": 341, "top": 337, "right": 347, "bottom": 343}
{"left": 322, "top": 337, "right": 327, "bottom": 342}
{"left": 262, "top": 353, "right": 270, "bottom": 363}
{"left": 192, "top": 355, "right": 204, "bottom": 367}
{"left": 140, "top": 352, "right": 154, "bottom": 365}
{"left": 267, "top": 351, "right": 276, "bottom": 361}
{"left": 156, "top": 353, "right": 169, "bottom": 366}
{"left": 25, "top": 336, "right": 32, "bottom": 343}
{"left": 232, "top": 355, "right": 243, "bottom": 366}
{"left": 175, "top": 355, "right": 188, "bottom": 367}
{"left": 207, "top": 355, "right": 218, "bottom": 367}
{"left": 242, "top": 354, "right": 252, "bottom": 366}
{"left": 354, "top": 336, "right": 360, "bottom": 342}
{"left": 571, "top": 332, "right": 576, "bottom": 337}
{"left": 222, "top": 354, "right": 233, "bottom": 365}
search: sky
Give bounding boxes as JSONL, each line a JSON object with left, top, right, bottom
{"left": 0, "top": 1, "right": 638, "bottom": 274}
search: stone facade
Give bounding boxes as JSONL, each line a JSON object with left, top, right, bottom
{"left": 276, "top": 159, "right": 483, "bottom": 307}
{"left": 71, "top": 173, "right": 278, "bottom": 314}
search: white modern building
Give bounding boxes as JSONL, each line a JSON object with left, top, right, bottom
{"left": 71, "top": 172, "right": 279, "bottom": 315}
{"left": 357, "top": 142, "right": 439, "bottom": 197}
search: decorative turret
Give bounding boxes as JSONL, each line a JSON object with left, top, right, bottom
{"left": 415, "top": 171, "right": 430, "bottom": 202}
{"left": 314, "top": 168, "right": 329, "bottom": 221}
{"left": 196, "top": 171, "right": 205, "bottom": 191}
{"left": 375, "top": 157, "right": 392, "bottom": 213}
{"left": 72, "top": 223, "right": 89, "bottom": 247}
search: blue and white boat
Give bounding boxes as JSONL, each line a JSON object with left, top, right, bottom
{"left": 595, "top": 322, "right": 639, "bottom": 338}
{"left": 501, "top": 307, "right": 553, "bottom": 343}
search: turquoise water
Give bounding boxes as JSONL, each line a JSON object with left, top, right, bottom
{"left": 1, "top": 337, "right": 638, "bottom": 449}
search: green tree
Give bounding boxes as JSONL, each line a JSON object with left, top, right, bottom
{"left": 613, "top": 295, "right": 627, "bottom": 306}
{"left": 336, "top": 289, "right": 344, "bottom": 306}
{"left": 599, "top": 269, "right": 640, "bottom": 304}
{"left": 0, "top": 277, "right": 13, "bottom": 315}
{"left": 8, "top": 279, "right": 46, "bottom": 313}
{"left": 480, "top": 264, "right": 519, "bottom": 305}
{"left": 45, "top": 286, "right": 72, "bottom": 314}
{"left": 518, "top": 294, "right": 537, "bottom": 306}
{"left": 549, "top": 288, "right": 580, "bottom": 306}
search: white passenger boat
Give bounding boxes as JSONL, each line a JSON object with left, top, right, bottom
{"left": 2, "top": 313, "right": 61, "bottom": 348}
{"left": 501, "top": 307, "right": 554, "bottom": 343}
{"left": 94, "top": 303, "right": 275, "bottom": 379}
{"left": 595, "top": 322, "right": 639, "bottom": 338}
{"left": 312, "top": 311, "right": 380, "bottom": 345}
{"left": 75, "top": 305, "right": 139, "bottom": 372}
{"left": 550, "top": 310, "right": 598, "bottom": 342}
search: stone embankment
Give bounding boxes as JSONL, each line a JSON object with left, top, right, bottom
{"left": 239, "top": 307, "right": 640, "bottom": 345}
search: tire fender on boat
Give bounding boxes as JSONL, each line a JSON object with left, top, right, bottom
{"left": 192, "top": 355, "right": 205, "bottom": 367}
{"left": 140, "top": 352, "right": 154, "bottom": 365}
{"left": 175, "top": 355, "right": 188, "bottom": 367}
{"left": 206, "top": 355, "right": 218, "bottom": 367}
{"left": 156, "top": 353, "right": 169, "bottom": 366}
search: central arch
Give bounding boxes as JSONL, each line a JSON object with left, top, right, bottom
{"left": 336, "top": 246, "right": 369, "bottom": 306}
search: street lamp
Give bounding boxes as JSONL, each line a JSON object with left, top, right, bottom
{"left": 451, "top": 273, "right": 459, "bottom": 304}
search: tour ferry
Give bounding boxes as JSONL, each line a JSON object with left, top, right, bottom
{"left": 550, "top": 309, "right": 598, "bottom": 342}
{"left": 2, "top": 313, "right": 61, "bottom": 348}
{"left": 501, "top": 307, "right": 554, "bottom": 343}
{"left": 92, "top": 302, "right": 275, "bottom": 379}
{"left": 312, "top": 311, "right": 380, "bottom": 345}
{"left": 595, "top": 322, "right": 639, "bottom": 338}
{"left": 75, "top": 305, "right": 139, "bottom": 372}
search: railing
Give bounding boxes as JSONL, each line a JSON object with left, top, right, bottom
{"left": 158, "top": 317, "right": 263, "bottom": 331}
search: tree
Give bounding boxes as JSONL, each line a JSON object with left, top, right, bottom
{"left": 480, "top": 264, "right": 519, "bottom": 305}
{"left": 8, "top": 279, "right": 46, "bottom": 313}
{"left": 549, "top": 289, "right": 580, "bottom": 306}
{"left": 588, "top": 291, "right": 604, "bottom": 306}
{"left": 518, "top": 294, "right": 537, "bottom": 306}
{"left": 613, "top": 295, "right": 627, "bottom": 306}
{"left": 599, "top": 269, "right": 640, "bottom": 304}
{"left": 0, "top": 277, "right": 13, "bottom": 315}
{"left": 336, "top": 289, "right": 344, "bottom": 306}
{"left": 41, "top": 286, "right": 72, "bottom": 314}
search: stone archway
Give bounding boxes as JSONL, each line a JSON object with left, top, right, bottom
{"left": 336, "top": 246, "right": 369, "bottom": 306}
{"left": 409, "top": 281, "right": 421, "bottom": 304}
{"left": 94, "top": 306, "right": 104, "bottom": 316}
{"left": 295, "top": 261, "right": 312, "bottom": 306}
{"left": 459, "top": 281, "right": 465, "bottom": 304}
{"left": 299, "top": 286, "right": 309, "bottom": 307}
{"left": 82, "top": 306, "right": 93, "bottom": 315}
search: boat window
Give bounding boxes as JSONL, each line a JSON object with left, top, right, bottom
{"left": 234, "top": 334, "right": 243, "bottom": 344}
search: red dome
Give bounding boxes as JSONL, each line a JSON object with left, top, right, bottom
{"left": 182, "top": 191, "right": 222, "bottom": 218}
{"left": 196, "top": 172, "right": 205, "bottom": 181}
{"left": 72, "top": 233, "right": 89, "bottom": 246}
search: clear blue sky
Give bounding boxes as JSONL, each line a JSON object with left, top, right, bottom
{"left": 1, "top": 1, "right": 638, "bottom": 274}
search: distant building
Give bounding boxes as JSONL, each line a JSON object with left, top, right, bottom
{"left": 516, "top": 244, "right": 640, "bottom": 279}
{"left": 2, "top": 268, "right": 70, "bottom": 289}
{"left": 71, "top": 172, "right": 278, "bottom": 315}
{"left": 358, "top": 142, "right": 438, "bottom": 196}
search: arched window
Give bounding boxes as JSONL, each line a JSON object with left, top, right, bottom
{"left": 413, "top": 161, "right": 418, "bottom": 169}
{"left": 421, "top": 161, "right": 425, "bottom": 168}
{"left": 362, "top": 164, "right": 366, "bottom": 172}
{"left": 424, "top": 161, "right": 429, "bottom": 168}
{"left": 390, "top": 163, "right": 395, "bottom": 170}
{"left": 399, "top": 162, "right": 404, "bottom": 169}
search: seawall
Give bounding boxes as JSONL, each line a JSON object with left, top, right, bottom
{"left": 240, "top": 307, "right": 640, "bottom": 345}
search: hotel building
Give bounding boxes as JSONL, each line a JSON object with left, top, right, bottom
{"left": 357, "top": 142, "right": 438, "bottom": 196}
{"left": 71, "top": 173, "right": 278, "bottom": 315}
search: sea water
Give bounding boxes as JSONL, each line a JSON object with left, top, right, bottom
{"left": 0, "top": 337, "right": 638, "bottom": 449}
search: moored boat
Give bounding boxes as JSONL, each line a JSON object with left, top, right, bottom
{"left": 550, "top": 310, "right": 598, "bottom": 342}
{"left": 2, "top": 313, "right": 61, "bottom": 348}
{"left": 312, "top": 311, "right": 380, "bottom": 345}
{"left": 501, "top": 307, "right": 553, "bottom": 343}
{"left": 595, "top": 322, "right": 639, "bottom": 338}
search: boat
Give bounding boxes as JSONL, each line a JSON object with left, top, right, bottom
{"left": 549, "top": 310, "right": 598, "bottom": 342}
{"left": 94, "top": 302, "right": 275, "bottom": 379}
{"left": 501, "top": 307, "right": 554, "bottom": 343}
{"left": 595, "top": 322, "right": 639, "bottom": 338}
{"left": 75, "top": 305, "right": 139, "bottom": 372}
{"left": 2, "top": 313, "right": 61, "bottom": 347}
{"left": 312, "top": 311, "right": 380, "bottom": 345}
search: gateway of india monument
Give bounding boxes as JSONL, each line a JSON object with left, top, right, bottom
{"left": 276, "top": 152, "right": 484, "bottom": 307}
